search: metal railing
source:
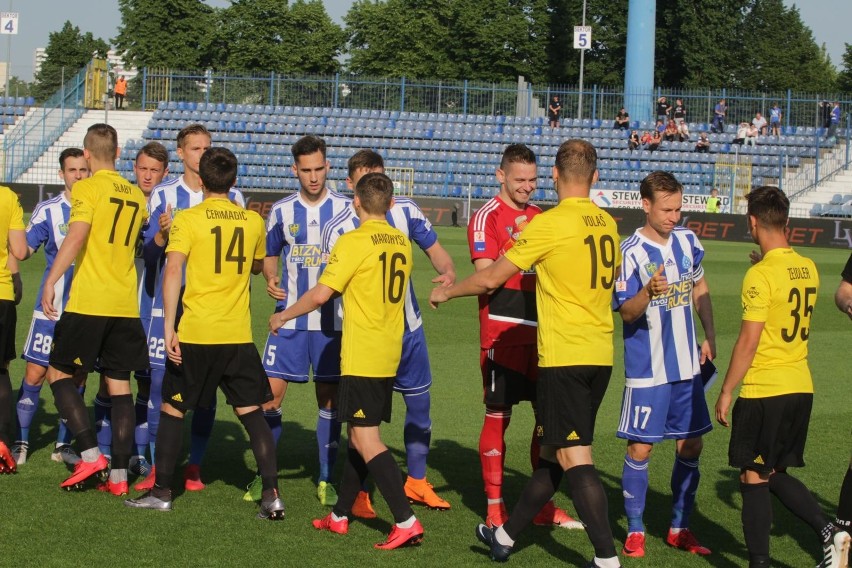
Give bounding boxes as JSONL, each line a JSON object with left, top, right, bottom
{"left": 2, "top": 66, "right": 88, "bottom": 182}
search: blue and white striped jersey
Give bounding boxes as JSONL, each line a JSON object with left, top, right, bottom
{"left": 267, "top": 190, "right": 351, "bottom": 331}
{"left": 142, "top": 176, "right": 246, "bottom": 319}
{"left": 321, "top": 197, "right": 437, "bottom": 334}
{"left": 613, "top": 226, "right": 705, "bottom": 387}
{"left": 26, "top": 193, "right": 74, "bottom": 316}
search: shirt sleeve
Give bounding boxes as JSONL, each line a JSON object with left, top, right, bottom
{"left": 612, "top": 246, "right": 642, "bottom": 310}
{"left": 405, "top": 202, "right": 438, "bottom": 251}
{"left": 9, "top": 194, "right": 23, "bottom": 230}
{"left": 842, "top": 253, "right": 852, "bottom": 283}
{"left": 741, "top": 266, "right": 771, "bottom": 323}
{"left": 265, "top": 207, "right": 285, "bottom": 257}
{"left": 503, "top": 215, "right": 549, "bottom": 271}
{"left": 253, "top": 214, "right": 266, "bottom": 261}
{"left": 691, "top": 234, "right": 705, "bottom": 281}
{"left": 468, "top": 208, "right": 499, "bottom": 261}
{"left": 318, "top": 234, "right": 361, "bottom": 294}
{"left": 69, "top": 184, "right": 95, "bottom": 225}
{"left": 25, "top": 206, "right": 49, "bottom": 251}
{"left": 229, "top": 189, "right": 246, "bottom": 208}
{"left": 165, "top": 210, "right": 192, "bottom": 256}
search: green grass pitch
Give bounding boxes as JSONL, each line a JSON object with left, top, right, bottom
{"left": 2, "top": 226, "right": 850, "bottom": 568}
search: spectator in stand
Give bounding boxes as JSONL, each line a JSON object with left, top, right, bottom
{"left": 614, "top": 108, "right": 630, "bottom": 130}
{"left": 745, "top": 123, "right": 759, "bottom": 147}
{"left": 648, "top": 131, "right": 662, "bottom": 152}
{"left": 664, "top": 120, "right": 679, "bottom": 142}
{"left": 819, "top": 100, "right": 833, "bottom": 130}
{"left": 827, "top": 102, "right": 841, "bottom": 142}
{"left": 548, "top": 96, "right": 562, "bottom": 128}
{"left": 673, "top": 98, "right": 687, "bottom": 126}
{"left": 640, "top": 131, "right": 653, "bottom": 148}
{"left": 629, "top": 130, "right": 641, "bottom": 151}
{"left": 656, "top": 96, "right": 671, "bottom": 123}
{"left": 769, "top": 103, "right": 782, "bottom": 136}
{"left": 752, "top": 112, "right": 767, "bottom": 136}
{"left": 678, "top": 121, "right": 691, "bottom": 142}
{"left": 733, "top": 122, "right": 749, "bottom": 145}
{"left": 655, "top": 120, "right": 666, "bottom": 134}
{"left": 695, "top": 132, "right": 711, "bottom": 153}
{"left": 114, "top": 76, "right": 127, "bottom": 110}
{"left": 712, "top": 99, "right": 727, "bottom": 133}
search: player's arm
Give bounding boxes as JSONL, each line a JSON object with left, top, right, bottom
{"left": 618, "top": 265, "right": 665, "bottom": 324}
{"left": 692, "top": 277, "right": 717, "bottom": 362}
{"left": 162, "top": 250, "right": 186, "bottom": 364}
{"left": 8, "top": 228, "right": 26, "bottom": 261}
{"left": 263, "top": 255, "right": 285, "bottom": 300}
{"left": 430, "top": 255, "right": 519, "bottom": 308}
{"left": 41, "top": 221, "right": 90, "bottom": 319}
{"left": 423, "top": 241, "right": 456, "bottom": 286}
{"left": 269, "top": 283, "right": 339, "bottom": 333}
{"left": 835, "top": 277, "right": 852, "bottom": 320}
{"left": 7, "top": 255, "right": 21, "bottom": 305}
{"left": 714, "top": 320, "right": 763, "bottom": 427}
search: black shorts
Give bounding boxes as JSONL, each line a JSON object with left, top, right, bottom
{"left": 0, "top": 300, "right": 16, "bottom": 364}
{"left": 481, "top": 345, "right": 537, "bottom": 406}
{"left": 162, "top": 343, "right": 272, "bottom": 413}
{"left": 50, "top": 312, "right": 148, "bottom": 377}
{"left": 536, "top": 365, "right": 612, "bottom": 447}
{"left": 729, "top": 393, "right": 813, "bottom": 474}
{"left": 338, "top": 375, "right": 394, "bottom": 426}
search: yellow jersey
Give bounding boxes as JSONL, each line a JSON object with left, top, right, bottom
{"left": 166, "top": 197, "right": 265, "bottom": 344}
{"left": 319, "top": 219, "right": 411, "bottom": 377}
{"left": 740, "top": 247, "right": 819, "bottom": 398}
{"left": 504, "top": 197, "right": 620, "bottom": 367}
{"left": 65, "top": 170, "right": 148, "bottom": 317}
{"left": 0, "top": 186, "right": 24, "bottom": 301}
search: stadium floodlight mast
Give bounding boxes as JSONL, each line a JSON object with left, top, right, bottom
{"left": 0, "top": 1, "right": 16, "bottom": 99}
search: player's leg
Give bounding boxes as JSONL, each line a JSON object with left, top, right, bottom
{"left": 12, "top": 362, "right": 47, "bottom": 464}
{"left": 134, "top": 366, "right": 164, "bottom": 490}
{"left": 94, "top": 375, "right": 112, "bottom": 459}
{"left": 46, "top": 314, "right": 112, "bottom": 487}
{"left": 0, "top": 364, "right": 14, "bottom": 472}
{"left": 479, "top": 348, "right": 514, "bottom": 525}
{"left": 221, "top": 344, "right": 284, "bottom": 519}
{"left": 130, "top": 370, "right": 151, "bottom": 476}
{"left": 184, "top": 399, "right": 216, "bottom": 490}
{"left": 836, "top": 456, "right": 852, "bottom": 566}
{"left": 395, "top": 329, "right": 449, "bottom": 510}
{"left": 103, "top": 373, "right": 134, "bottom": 495}
{"left": 310, "top": 330, "right": 342, "bottom": 506}
{"left": 52, "top": 370, "right": 86, "bottom": 465}
{"left": 666, "top": 377, "right": 713, "bottom": 554}
{"left": 241, "top": 377, "right": 287, "bottom": 502}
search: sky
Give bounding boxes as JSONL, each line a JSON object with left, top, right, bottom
{"left": 6, "top": 0, "right": 850, "bottom": 82}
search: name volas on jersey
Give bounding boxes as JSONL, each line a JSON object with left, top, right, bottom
{"left": 290, "top": 243, "right": 323, "bottom": 267}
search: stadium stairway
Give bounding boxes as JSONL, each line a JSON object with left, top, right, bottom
{"left": 786, "top": 141, "right": 852, "bottom": 218}
{"left": 17, "top": 110, "right": 150, "bottom": 184}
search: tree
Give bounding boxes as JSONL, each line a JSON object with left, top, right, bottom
{"left": 3, "top": 77, "right": 32, "bottom": 99}
{"left": 284, "top": 1, "right": 346, "bottom": 74}
{"left": 114, "top": 0, "right": 216, "bottom": 69}
{"left": 838, "top": 43, "right": 852, "bottom": 93}
{"left": 733, "top": 0, "right": 835, "bottom": 92}
{"left": 32, "top": 21, "right": 109, "bottom": 102}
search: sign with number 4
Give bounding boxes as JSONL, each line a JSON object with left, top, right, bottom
{"left": 0, "top": 12, "right": 18, "bottom": 35}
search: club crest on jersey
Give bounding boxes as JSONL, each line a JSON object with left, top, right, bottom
{"left": 288, "top": 223, "right": 300, "bottom": 237}
{"left": 746, "top": 286, "right": 760, "bottom": 299}
{"left": 58, "top": 223, "right": 69, "bottom": 236}
{"left": 644, "top": 262, "right": 658, "bottom": 277}
{"left": 681, "top": 256, "right": 692, "bottom": 270}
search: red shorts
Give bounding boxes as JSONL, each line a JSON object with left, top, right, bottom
{"left": 480, "top": 344, "right": 537, "bottom": 406}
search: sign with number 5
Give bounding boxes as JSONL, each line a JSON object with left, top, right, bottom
{"left": 0, "top": 12, "right": 18, "bottom": 35}
{"left": 573, "top": 26, "right": 591, "bottom": 49}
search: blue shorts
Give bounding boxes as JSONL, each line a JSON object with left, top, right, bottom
{"left": 21, "top": 313, "right": 55, "bottom": 366}
{"left": 262, "top": 328, "right": 341, "bottom": 383}
{"left": 394, "top": 326, "right": 432, "bottom": 396}
{"left": 146, "top": 312, "right": 167, "bottom": 370}
{"left": 616, "top": 378, "right": 712, "bottom": 443}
